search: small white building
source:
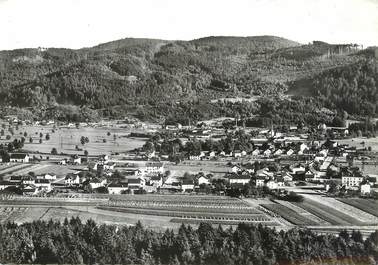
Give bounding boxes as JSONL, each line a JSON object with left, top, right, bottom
{"left": 255, "top": 177, "right": 265, "bottom": 187}
{"left": 108, "top": 183, "right": 128, "bottom": 194}
{"left": 70, "top": 155, "right": 81, "bottom": 165}
{"left": 89, "top": 178, "right": 107, "bottom": 190}
{"left": 228, "top": 175, "right": 250, "bottom": 185}
{"left": 252, "top": 149, "right": 260, "bottom": 156}
{"left": 150, "top": 175, "right": 163, "bottom": 187}
{"left": 37, "top": 173, "right": 56, "bottom": 181}
{"left": 263, "top": 149, "right": 272, "bottom": 157}
{"left": 181, "top": 179, "right": 195, "bottom": 192}
{"left": 128, "top": 178, "right": 146, "bottom": 190}
{"left": 360, "top": 184, "right": 371, "bottom": 194}
{"left": 299, "top": 143, "right": 309, "bottom": 152}
{"left": 286, "top": 149, "right": 294, "bottom": 156}
{"left": 10, "top": 153, "right": 30, "bottom": 163}
{"left": 65, "top": 174, "right": 80, "bottom": 186}
{"left": 208, "top": 151, "right": 216, "bottom": 158}
{"left": 266, "top": 180, "right": 278, "bottom": 190}
{"left": 196, "top": 175, "right": 210, "bottom": 186}
{"left": 34, "top": 179, "right": 52, "bottom": 191}
{"left": 230, "top": 165, "right": 242, "bottom": 173}
{"left": 291, "top": 165, "right": 306, "bottom": 175}
{"left": 274, "top": 149, "right": 283, "bottom": 156}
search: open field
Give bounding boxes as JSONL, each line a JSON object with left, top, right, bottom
{"left": 338, "top": 137, "right": 378, "bottom": 152}
{"left": 0, "top": 194, "right": 377, "bottom": 233}
{"left": 0, "top": 207, "right": 28, "bottom": 223}
{"left": 293, "top": 199, "right": 366, "bottom": 226}
{"left": 294, "top": 192, "right": 378, "bottom": 224}
{"left": 0, "top": 163, "right": 35, "bottom": 177}
{"left": 0, "top": 195, "right": 277, "bottom": 228}
{"left": 1, "top": 125, "right": 146, "bottom": 156}
{"left": 337, "top": 198, "right": 378, "bottom": 218}
{"left": 274, "top": 200, "right": 330, "bottom": 225}
{"left": 0, "top": 162, "right": 77, "bottom": 180}
{"left": 166, "top": 160, "right": 230, "bottom": 178}
{"left": 261, "top": 203, "right": 319, "bottom": 226}
{"left": 99, "top": 194, "right": 276, "bottom": 226}
{"left": 0, "top": 205, "right": 181, "bottom": 230}
{"left": 313, "top": 196, "right": 378, "bottom": 223}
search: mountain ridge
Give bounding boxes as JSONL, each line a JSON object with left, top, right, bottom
{"left": 0, "top": 35, "right": 376, "bottom": 123}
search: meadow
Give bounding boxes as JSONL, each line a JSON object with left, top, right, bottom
{"left": 0, "top": 124, "right": 146, "bottom": 156}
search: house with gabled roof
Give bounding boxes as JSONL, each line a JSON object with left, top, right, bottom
{"left": 10, "top": 153, "right": 29, "bottom": 163}
{"left": 108, "top": 182, "right": 128, "bottom": 194}
{"left": 228, "top": 173, "right": 251, "bottom": 185}
{"left": 150, "top": 175, "right": 163, "bottom": 187}
{"left": 128, "top": 177, "right": 146, "bottom": 190}
{"left": 181, "top": 179, "right": 195, "bottom": 192}
{"left": 34, "top": 179, "right": 52, "bottom": 191}
{"left": 65, "top": 173, "right": 80, "bottom": 186}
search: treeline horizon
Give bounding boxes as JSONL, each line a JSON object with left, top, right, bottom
{"left": 0, "top": 217, "right": 377, "bottom": 265}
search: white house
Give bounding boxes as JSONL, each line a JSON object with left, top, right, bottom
{"left": 65, "top": 174, "right": 80, "bottom": 186}
{"left": 252, "top": 149, "right": 260, "bottom": 156}
{"left": 128, "top": 178, "right": 146, "bottom": 190}
{"left": 96, "top": 162, "right": 116, "bottom": 172}
{"left": 360, "top": 184, "right": 371, "bottom": 194}
{"left": 228, "top": 174, "right": 250, "bottom": 185}
{"left": 150, "top": 175, "right": 163, "bottom": 187}
{"left": 34, "top": 179, "right": 52, "bottom": 191}
{"left": 274, "top": 149, "right": 283, "bottom": 156}
{"left": 230, "top": 165, "right": 242, "bottom": 173}
{"left": 255, "top": 177, "right": 265, "bottom": 187}
{"left": 266, "top": 180, "right": 278, "bottom": 190}
{"left": 108, "top": 183, "right": 128, "bottom": 194}
{"left": 342, "top": 175, "right": 364, "bottom": 188}
{"left": 10, "top": 153, "right": 30, "bottom": 163}
{"left": 22, "top": 176, "right": 35, "bottom": 186}
{"left": 37, "top": 173, "right": 56, "bottom": 181}
{"left": 143, "top": 162, "right": 164, "bottom": 175}
{"left": 233, "top": 150, "right": 246, "bottom": 158}
{"left": 282, "top": 172, "right": 293, "bottom": 182}
{"left": 263, "top": 149, "right": 272, "bottom": 157}
{"left": 89, "top": 178, "right": 107, "bottom": 190}
{"left": 286, "top": 149, "right": 294, "bottom": 156}
{"left": 291, "top": 165, "right": 306, "bottom": 175}
{"left": 299, "top": 143, "right": 309, "bottom": 152}
{"left": 196, "top": 175, "right": 210, "bottom": 186}
{"left": 208, "top": 151, "right": 216, "bottom": 158}
{"left": 181, "top": 179, "right": 195, "bottom": 192}
{"left": 70, "top": 155, "right": 81, "bottom": 165}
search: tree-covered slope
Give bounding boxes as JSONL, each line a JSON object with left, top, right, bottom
{"left": 0, "top": 36, "right": 374, "bottom": 122}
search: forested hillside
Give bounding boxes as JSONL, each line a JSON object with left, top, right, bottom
{"left": 0, "top": 36, "right": 376, "bottom": 123}
{"left": 0, "top": 218, "right": 377, "bottom": 265}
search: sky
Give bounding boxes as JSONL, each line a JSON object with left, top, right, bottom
{"left": 0, "top": 0, "right": 377, "bottom": 50}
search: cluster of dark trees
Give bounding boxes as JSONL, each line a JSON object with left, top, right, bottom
{"left": 143, "top": 130, "right": 255, "bottom": 158}
{"left": 0, "top": 218, "right": 377, "bottom": 265}
{"left": 313, "top": 60, "right": 378, "bottom": 116}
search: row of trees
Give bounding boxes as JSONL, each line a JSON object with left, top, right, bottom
{"left": 0, "top": 218, "right": 376, "bottom": 265}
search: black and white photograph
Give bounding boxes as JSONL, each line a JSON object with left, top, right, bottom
{"left": 0, "top": 0, "right": 378, "bottom": 264}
